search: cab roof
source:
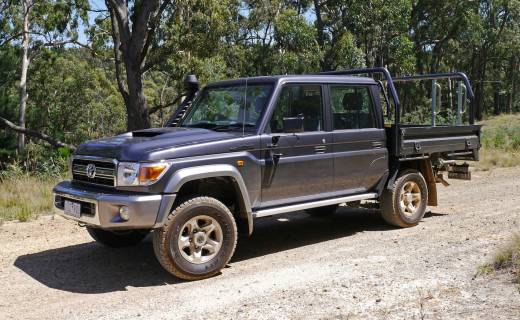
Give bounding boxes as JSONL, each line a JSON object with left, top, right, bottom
{"left": 205, "top": 75, "right": 378, "bottom": 88}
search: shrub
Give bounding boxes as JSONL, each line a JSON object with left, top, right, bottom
{"left": 477, "top": 234, "right": 520, "bottom": 290}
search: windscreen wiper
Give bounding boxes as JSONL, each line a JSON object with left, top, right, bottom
{"left": 183, "top": 122, "right": 219, "bottom": 129}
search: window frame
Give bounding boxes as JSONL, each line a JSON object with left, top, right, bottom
{"left": 326, "top": 84, "right": 380, "bottom": 131}
{"left": 262, "top": 83, "right": 329, "bottom": 134}
{"left": 180, "top": 82, "right": 274, "bottom": 131}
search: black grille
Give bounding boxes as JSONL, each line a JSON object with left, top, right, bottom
{"left": 72, "top": 158, "right": 116, "bottom": 187}
{"left": 54, "top": 195, "right": 96, "bottom": 216}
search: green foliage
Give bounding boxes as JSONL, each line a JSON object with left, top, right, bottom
{"left": 1, "top": 0, "right": 520, "bottom": 178}
{"left": 27, "top": 50, "right": 126, "bottom": 144}
{"left": 477, "top": 114, "right": 520, "bottom": 170}
{"left": 0, "top": 48, "right": 125, "bottom": 175}
{"left": 480, "top": 114, "right": 520, "bottom": 151}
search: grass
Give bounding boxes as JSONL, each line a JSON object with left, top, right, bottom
{"left": 476, "top": 114, "right": 520, "bottom": 170}
{"left": 478, "top": 235, "right": 520, "bottom": 289}
{"left": 0, "top": 175, "right": 62, "bottom": 222}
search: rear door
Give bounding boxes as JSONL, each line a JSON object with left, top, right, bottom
{"left": 260, "top": 84, "right": 334, "bottom": 208}
{"left": 329, "top": 84, "right": 388, "bottom": 194}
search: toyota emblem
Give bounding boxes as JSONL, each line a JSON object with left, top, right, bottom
{"left": 86, "top": 163, "right": 96, "bottom": 178}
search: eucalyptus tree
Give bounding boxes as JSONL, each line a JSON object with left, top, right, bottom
{"left": 312, "top": 0, "right": 412, "bottom": 73}
{"left": 90, "top": 0, "right": 246, "bottom": 129}
{"left": 0, "top": 0, "right": 89, "bottom": 152}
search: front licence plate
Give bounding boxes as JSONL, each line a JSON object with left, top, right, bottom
{"left": 64, "top": 200, "right": 81, "bottom": 218}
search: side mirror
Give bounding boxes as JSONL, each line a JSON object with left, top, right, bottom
{"left": 283, "top": 115, "right": 304, "bottom": 133}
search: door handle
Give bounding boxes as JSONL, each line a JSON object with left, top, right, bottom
{"left": 371, "top": 142, "right": 383, "bottom": 148}
{"left": 314, "top": 145, "right": 327, "bottom": 154}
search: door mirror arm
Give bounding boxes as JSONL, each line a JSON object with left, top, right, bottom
{"left": 271, "top": 135, "right": 280, "bottom": 147}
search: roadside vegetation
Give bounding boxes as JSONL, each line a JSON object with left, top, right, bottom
{"left": 0, "top": 174, "right": 60, "bottom": 222}
{"left": 477, "top": 114, "right": 520, "bottom": 170}
{"left": 0, "top": 153, "right": 67, "bottom": 222}
{"left": 478, "top": 234, "right": 520, "bottom": 290}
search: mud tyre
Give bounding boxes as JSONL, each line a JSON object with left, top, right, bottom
{"left": 380, "top": 169, "right": 428, "bottom": 228}
{"left": 153, "top": 197, "right": 237, "bottom": 281}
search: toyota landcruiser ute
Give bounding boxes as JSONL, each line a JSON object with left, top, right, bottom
{"left": 53, "top": 68, "right": 481, "bottom": 280}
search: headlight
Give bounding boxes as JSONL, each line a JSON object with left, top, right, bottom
{"left": 117, "top": 161, "right": 171, "bottom": 186}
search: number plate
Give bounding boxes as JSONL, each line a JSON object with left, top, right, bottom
{"left": 64, "top": 200, "right": 81, "bottom": 218}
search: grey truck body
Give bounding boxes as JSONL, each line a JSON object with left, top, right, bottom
{"left": 53, "top": 70, "right": 481, "bottom": 235}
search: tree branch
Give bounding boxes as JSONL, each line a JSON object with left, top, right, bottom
{"left": 127, "top": 0, "right": 159, "bottom": 68}
{"left": 88, "top": 8, "right": 109, "bottom": 13}
{"left": 148, "top": 94, "right": 182, "bottom": 115}
{"left": 106, "top": 0, "right": 131, "bottom": 52}
{"left": 0, "top": 32, "right": 23, "bottom": 47}
{"left": 141, "top": 0, "right": 171, "bottom": 64}
{"left": 0, "top": 116, "right": 76, "bottom": 150}
{"left": 107, "top": 4, "right": 129, "bottom": 101}
{"left": 142, "top": 46, "right": 175, "bottom": 72}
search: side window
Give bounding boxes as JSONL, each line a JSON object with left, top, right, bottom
{"left": 330, "top": 86, "right": 376, "bottom": 130}
{"left": 269, "top": 85, "right": 323, "bottom": 133}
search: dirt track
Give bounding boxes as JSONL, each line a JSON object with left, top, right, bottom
{"left": 1, "top": 167, "right": 520, "bottom": 320}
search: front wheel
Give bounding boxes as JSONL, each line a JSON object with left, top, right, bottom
{"left": 380, "top": 169, "right": 428, "bottom": 228}
{"left": 153, "top": 197, "right": 237, "bottom": 281}
{"left": 86, "top": 227, "right": 149, "bottom": 247}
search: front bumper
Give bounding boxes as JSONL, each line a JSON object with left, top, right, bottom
{"left": 53, "top": 181, "right": 176, "bottom": 230}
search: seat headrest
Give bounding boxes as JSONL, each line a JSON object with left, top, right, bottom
{"left": 254, "top": 97, "right": 268, "bottom": 113}
{"left": 296, "top": 95, "right": 321, "bottom": 115}
{"left": 343, "top": 92, "right": 364, "bottom": 111}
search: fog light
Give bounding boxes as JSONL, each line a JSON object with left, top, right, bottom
{"left": 119, "top": 206, "right": 130, "bottom": 221}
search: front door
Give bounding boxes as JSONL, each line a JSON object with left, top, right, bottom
{"left": 260, "top": 84, "right": 333, "bottom": 208}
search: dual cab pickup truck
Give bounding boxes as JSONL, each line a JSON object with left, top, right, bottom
{"left": 53, "top": 68, "right": 481, "bottom": 280}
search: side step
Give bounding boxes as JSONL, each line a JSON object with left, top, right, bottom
{"left": 253, "top": 193, "right": 378, "bottom": 218}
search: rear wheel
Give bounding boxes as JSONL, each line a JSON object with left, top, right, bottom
{"left": 380, "top": 169, "right": 428, "bottom": 228}
{"left": 153, "top": 196, "right": 237, "bottom": 281}
{"left": 86, "top": 227, "right": 149, "bottom": 248}
{"left": 306, "top": 204, "right": 338, "bottom": 217}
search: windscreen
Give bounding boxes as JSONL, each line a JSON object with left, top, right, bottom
{"left": 181, "top": 84, "right": 273, "bottom": 133}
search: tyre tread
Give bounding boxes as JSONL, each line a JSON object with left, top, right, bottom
{"left": 152, "top": 196, "right": 237, "bottom": 281}
{"left": 380, "top": 169, "right": 428, "bottom": 228}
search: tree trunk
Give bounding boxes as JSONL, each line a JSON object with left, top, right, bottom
{"left": 125, "top": 65, "right": 151, "bottom": 130}
{"left": 106, "top": 0, "right": 164, "bottom": 131}
{"left": 474, "top": 47, "right": 488, "bottom": 121}
{"left": 508, "top": 55, "right": 516, "bottom": 114}
{"left": 313, "top": 0, "right": 327, "bottom": 71}
{"left": 18, "top": 0, "right": 31, "bottom": 153}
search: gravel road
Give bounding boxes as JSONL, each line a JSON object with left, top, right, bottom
{"left": 1, "top": 167, "right": 519, "bottom": 320}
